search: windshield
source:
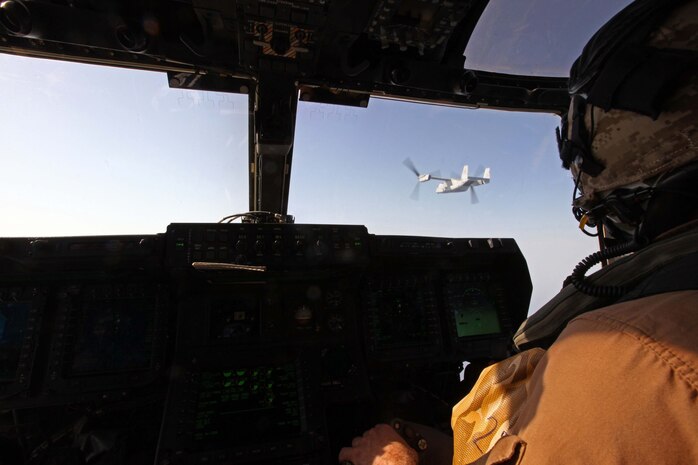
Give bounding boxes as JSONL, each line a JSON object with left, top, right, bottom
{"left": 464, "top": 0, "right": 635, "bottom": 76}
{"left": 0, "top": 54, "right": 249, "bottom": 236}
{"left": 0, "top": 54, "right": 597, "bottom": 313}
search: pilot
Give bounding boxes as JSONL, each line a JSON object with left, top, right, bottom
{"left": 340, "top": 1, "right": 698, "bottom": 464}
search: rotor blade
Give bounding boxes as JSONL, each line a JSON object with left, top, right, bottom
{"left": 410, "top": 182, "right": 421, "bottom": 201}
{"left": 403, "top": 158, "right": 420, "bottom": 177}
{"left": 470, "top": 186, "right": 480, "bottom": 205}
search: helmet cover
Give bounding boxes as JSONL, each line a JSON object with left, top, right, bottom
{"left": 571, "top": 0, "right": 698, "bottom": 208}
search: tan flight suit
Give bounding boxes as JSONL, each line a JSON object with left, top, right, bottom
{"left": 457, "top": 290, "right": 698, "bottom": 465}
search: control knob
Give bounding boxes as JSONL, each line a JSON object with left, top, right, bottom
{"left": 294, "top": 305, "right": 313, "bottom": 327}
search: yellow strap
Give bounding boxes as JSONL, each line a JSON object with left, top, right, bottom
{"left": 578, "top": 214, "right": 590, "bottom": 231}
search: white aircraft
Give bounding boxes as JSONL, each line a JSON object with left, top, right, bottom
{"left": 403, "top": 158, "right": 491, "bottom": 204}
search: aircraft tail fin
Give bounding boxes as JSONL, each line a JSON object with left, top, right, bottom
{"left": 461, "top": 165, "right": 469, "bottom": 181}
{"left": 483, "top": 167, "right": 491, "bottom": 180}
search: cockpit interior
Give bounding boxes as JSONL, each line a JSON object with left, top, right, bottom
{"left": 0, "top": 1, "right": 632, "bottom": 464}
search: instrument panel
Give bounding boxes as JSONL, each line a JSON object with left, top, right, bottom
{"left": 0, "top": 223, "right": 531, "bottom": 465}
{"left": 158, "top": 350, "right": 326, "bottom": 465}
{"left": 0, "top": 286, "right": 45, "bottom": 397}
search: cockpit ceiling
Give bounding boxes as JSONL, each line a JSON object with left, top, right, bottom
{"left": 0, "top": 0, "right": 573, "bottom": 112}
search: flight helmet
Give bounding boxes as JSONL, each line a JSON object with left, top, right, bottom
{"left": 557, "top": 0, "right": 698, "bottom": 243}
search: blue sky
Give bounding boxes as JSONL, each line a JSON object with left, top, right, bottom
{"left": 0, "top": 51, "right": 601, "bottom": 313}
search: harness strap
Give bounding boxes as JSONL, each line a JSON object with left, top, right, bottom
{"left": 617, "top": 251, "right": 698, "bottom": 303}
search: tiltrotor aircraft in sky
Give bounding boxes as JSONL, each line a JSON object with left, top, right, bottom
{"left": 403, "top": 158, "right": 491, "bottom": 203}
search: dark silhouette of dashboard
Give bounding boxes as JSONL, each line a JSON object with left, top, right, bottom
{"left": 0, "top": 223, "right": 531, "bottom": 464}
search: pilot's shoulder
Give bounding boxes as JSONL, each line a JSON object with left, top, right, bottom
{"left": 561, "top": 290, "right": 698, "bottom": 389}
{"left": 571, "top": 290, "right": 698, "bottom": 347}
{"left": 509, "top": 291, "right": 698, "bottom": 464}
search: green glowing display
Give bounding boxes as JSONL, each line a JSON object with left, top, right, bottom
{"left": 454, "top": 288, "right": 501, "bottom": 337}
{"left": 192, "top": 363, "right": 301, "bottom": 446}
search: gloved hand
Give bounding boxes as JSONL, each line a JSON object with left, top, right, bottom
{"left": 338, "top": 423, "right": 419, "bottom": 465}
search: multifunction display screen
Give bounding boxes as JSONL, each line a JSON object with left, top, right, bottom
{"left": 0, "top": 302, "right": 30, "bottom": 381}
{"left": 443, "top": 274, "right": 503, "bottom": 338}
{"left": 67, "top": 297, "right": 155, "bottom": 375}
{"left": 453, "top": 287, "right": 501, "bottom": 337}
